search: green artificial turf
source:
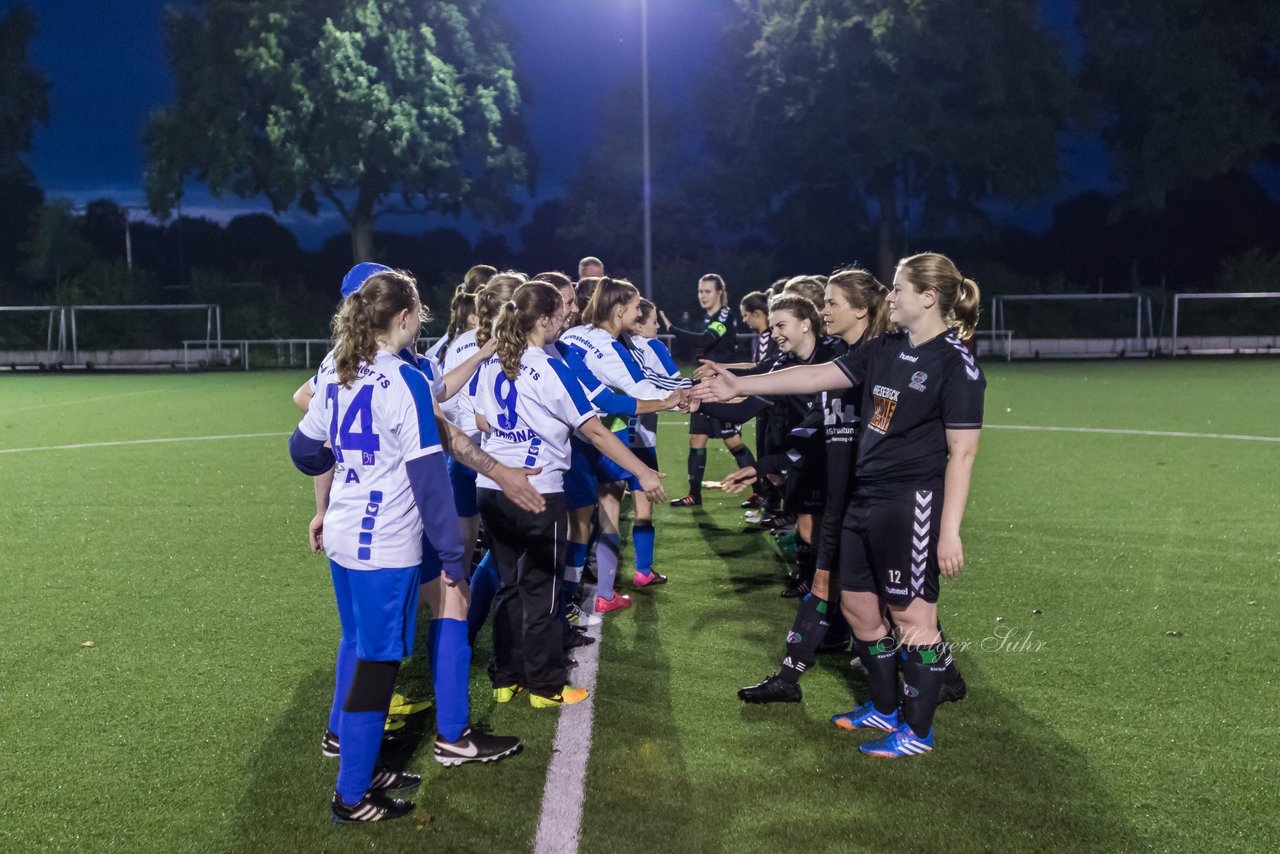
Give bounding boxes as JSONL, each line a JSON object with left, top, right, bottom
{"left": 1, "top": 360, "right": 1277, "bottom": 852}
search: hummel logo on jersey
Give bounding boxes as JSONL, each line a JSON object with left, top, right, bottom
{"left": 898, "top": 352, "right": 918, "bottom": 363}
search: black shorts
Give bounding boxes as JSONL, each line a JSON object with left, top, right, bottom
{"left": 690, "top": 411, "right": 741, "bottom": 440}
{"left": 836, "top": 489, "right": 941, "bottom": 606}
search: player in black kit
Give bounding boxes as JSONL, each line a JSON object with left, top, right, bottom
{"left": 695, "top": 253, "right": 984, "bottom": 758}
{"left": 659, "top": 273, "right": 756, "bottom": 506}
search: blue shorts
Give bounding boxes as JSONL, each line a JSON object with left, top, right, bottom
{"left": 330, "top": 560, "right": 421, "bottom": 661}
{"left": 564, "top": 436, "right": 599, "bottom": 510}
{"left": 447, "top": 455, "right": 478, "bottom": 517}
{"left": 595, "top": 429, "right": 652, "bottom": 488}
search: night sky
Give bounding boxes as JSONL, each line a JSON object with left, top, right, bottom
{"left": 15, "top": 0, "right": 1106, "bottom": 247}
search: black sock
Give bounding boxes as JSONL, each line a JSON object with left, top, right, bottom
{"left": 778, "top": 594, "right": 829, "bottom": 683}
{"left": 687, "top": 448, "right": 707, "bottom": 496}
{"left": 853, "top": 635, "right": 898, "bottom": 714}
{"left": 901, "top": 643, "right": 948, "bottom": 736}
{"left": 795, "top": 540, "right": 816, "bottom": 587}
{"left": 938, "top": 621, "right": 963, "bottom": 686}
{"left": 825, "top": 602, "right": 851, "bottom": 646}
{"left": 730, "top": 444, "right": 755, "bottom": 471}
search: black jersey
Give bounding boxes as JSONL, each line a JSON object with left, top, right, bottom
{"left": 669, "top": 305, "right": 739, "bottom": 363}
{"left": 833, "top": 329, "right": 985, "bottom": 497}
{"left": 752, "top": 329, "right": 778, "bottom": 364}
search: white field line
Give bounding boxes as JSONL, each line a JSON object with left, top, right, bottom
{"left": 662, "top": 418, "right": 1280, "bottom": 443}
{"left": 0, "top": 387, "right": 165, "bottom": 415}
{"left": 533, "top": 596, "right": 603, "bottom": 854}
{"left": 0, "top": 431, "right": 289, "bottom": 454}
{"left": 985, "top": 424, "right": 1280, "bottom": 443}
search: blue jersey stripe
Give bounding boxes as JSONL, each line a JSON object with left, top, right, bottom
{"left": 611, "top": 340, "right": 648, "bottom": 382}
{"left": 399, "top": 363, "right": 442, "bottom": 450}
{"left": 646, "top": 339, "right": 680, "bottom": 376}
{"left": 548, "top": 356, "right": 595, "bottom": 417}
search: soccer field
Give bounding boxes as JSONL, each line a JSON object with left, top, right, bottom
{"left": 2, "top": 360, "right": 1277, "bottom": 852}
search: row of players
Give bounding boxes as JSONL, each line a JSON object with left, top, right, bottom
{"left": 288, "top": 253, "right": 985, "bottom": 822}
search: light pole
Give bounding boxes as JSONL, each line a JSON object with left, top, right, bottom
{"left": 641, "top": 0, "right": 653, "bottom": 300}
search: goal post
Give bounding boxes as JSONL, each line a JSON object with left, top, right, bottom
{"left": 988, "top": 293, "right": 1153, "bottom": 359}
{"left": 0, "top": 306, "right": 68, "bottom": 368}
{"left": 68, "top": 304, "right": 223, "bottom": 368}
{"left": 1170, "top": 292, "right": 1280, "bottom": 357}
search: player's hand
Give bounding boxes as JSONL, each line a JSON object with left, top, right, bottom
{"left": 662, "top": 389, "right": 684, "bottom": 410}
{"left": 658, "top": 309, "right": 672, "bottom": 331}
{"left": 638, "top": 468, "right": 667, "bottom": 504}
{"left": 720, "top": 465, "right": 757, "bottom": 495}
{"left": 308, "top": 512, "right": 325, "bottom": 554}
{"left": 692, "top": 360, "right": 720, "bottom": 382}
{"left": 938, "top": 532, "right": 964, "bottom": 577}
{"left": 477, "top": 338, "right": 497, "bottom": 359}
{"left": 492, "top": 464, "right": 546, "bottom": 513}
{"left": 691, "top": 361, "right": 738, "bottom": 403}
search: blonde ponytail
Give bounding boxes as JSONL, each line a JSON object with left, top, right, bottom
{"left": 331, "top": 270, "right": 421, "bottom": 387}
{"left": 493, "top": 281, "right": 561, "bottom": 379}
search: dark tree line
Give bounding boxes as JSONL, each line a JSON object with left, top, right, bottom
{"left": 2, "top": 0, "right": 1280, "bottom": 344}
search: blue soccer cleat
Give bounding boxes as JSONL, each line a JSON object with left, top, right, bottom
{"left": 831, "top": 702, "right": 900, "bottom": 733}
{"left": 859, "top": 723, "right": 934, "bottom": 758}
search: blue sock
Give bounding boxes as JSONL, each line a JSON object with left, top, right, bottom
{"left": 327, "top": 637, "right": 357, "bottom": 734}
{"left": 467, "top": 551, "right": 500, "bottom": 645}
{"left": 564, "top": 541, "right": 588, "bottom": 599}
{"left": 336, "top": 709, "right": 386, "bottom": 806}
{"left": 430, "top": 618, "right": 470, "bottom": 743}
{"left": 633, "top": 523, "right": 655, "bottom": 575}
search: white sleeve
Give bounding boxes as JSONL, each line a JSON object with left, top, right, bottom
{"left": 593, "top": 338, "right": 666, "bottom": 399}
{"left": 298, "top": 377, "right": 329, "bottom": 441}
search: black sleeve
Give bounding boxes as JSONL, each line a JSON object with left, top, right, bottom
{"left": 668, "top": 324, "right": 718, "bottom": 348}
{"left": 833, "top": 340, "right": 872, "bottom": 386}
{"left": 698, "top": 395, "right": 772, "bottom": 423}
{"left": 939, "top": 352, "right": 986, "bottom": 429}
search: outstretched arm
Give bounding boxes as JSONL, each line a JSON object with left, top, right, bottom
{"left": 692, "top": 360, "right": 850, "bottom": 402}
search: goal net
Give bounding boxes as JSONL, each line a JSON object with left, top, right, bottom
{"left": 988, "top": 294, "right": 1152, "bottom": 359}
{"left": 1171, "top": 292, "right": 1280, "bottom": 356}
{"left": 0, "top": 306, "right": 67, "bottom": 368}
{"left": 68, "top": 304, "right": 226, "bottom": 369}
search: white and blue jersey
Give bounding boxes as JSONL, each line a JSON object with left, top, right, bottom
{"left": 295, "top": 350, "right": 459, "bottom": 574}
{"left": 627, "top": 335, "right": 689, "bottom": 449}
{"left": 557, "top": 324, "right": 666, "bottom": 431}
{"left": 310, "top": 348, "right": 444, "bottom": 401}
{"left": 472, "top": 347, "right": 597, "bottom": 494}
{"left": 440, "top": 329, "right": 482, "bottom": 440}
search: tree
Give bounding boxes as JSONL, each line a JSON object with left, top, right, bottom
{"left": 0, "top": 4, "right": 48, "bottom": 170}
{"left": 1078, "top": 0, "right": 1280, "bottom": 208}
{"left": 145, "top": 0, "right": 530, "bottom": 262}
{"left": 707, "top": 0, "right": 1075, "bottom": 284}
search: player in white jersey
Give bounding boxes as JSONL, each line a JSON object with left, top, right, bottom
{"left": 291, "top": 270, "right": 476, "bottom": 822}
{"left": 291, "top": 267, "right": 537, "bottom": 821}
{"left": 627, "top": 298, "right": 691, "bottom": 585}
{"left": 472, "top": 281, "right": 666, "bottom": 708}
{"left": 558, "top": 277, "right": 679, "bottom": 612}
{"left": 438, "top": 273, "right": 524, "bottom": 575}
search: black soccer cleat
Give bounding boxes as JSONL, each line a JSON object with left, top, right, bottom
{"left": 738, "top": 673, "right": 803, "bottom": 704}
{"left": 331, "top": 790, "right": 415, "bottom": 823}
{"left": 565, "top": 627, "right": 595, "bottom": 650}
{"left": 781, "top": 578, "right": 810, "bottom": 599}
{"left": 434, "top": 727, "right": 523, "bottom": 767}
{"left": 321, "top": 729, "right": 401, "bottom": 759}
{"left": 670, "top": 494, "right": 702, "bottom": 507}
{"left": 368, "top": 766, "right": 421, "bottom": 791}
{"left": 938, "top": 674, "right": 968, "bottom": 704}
